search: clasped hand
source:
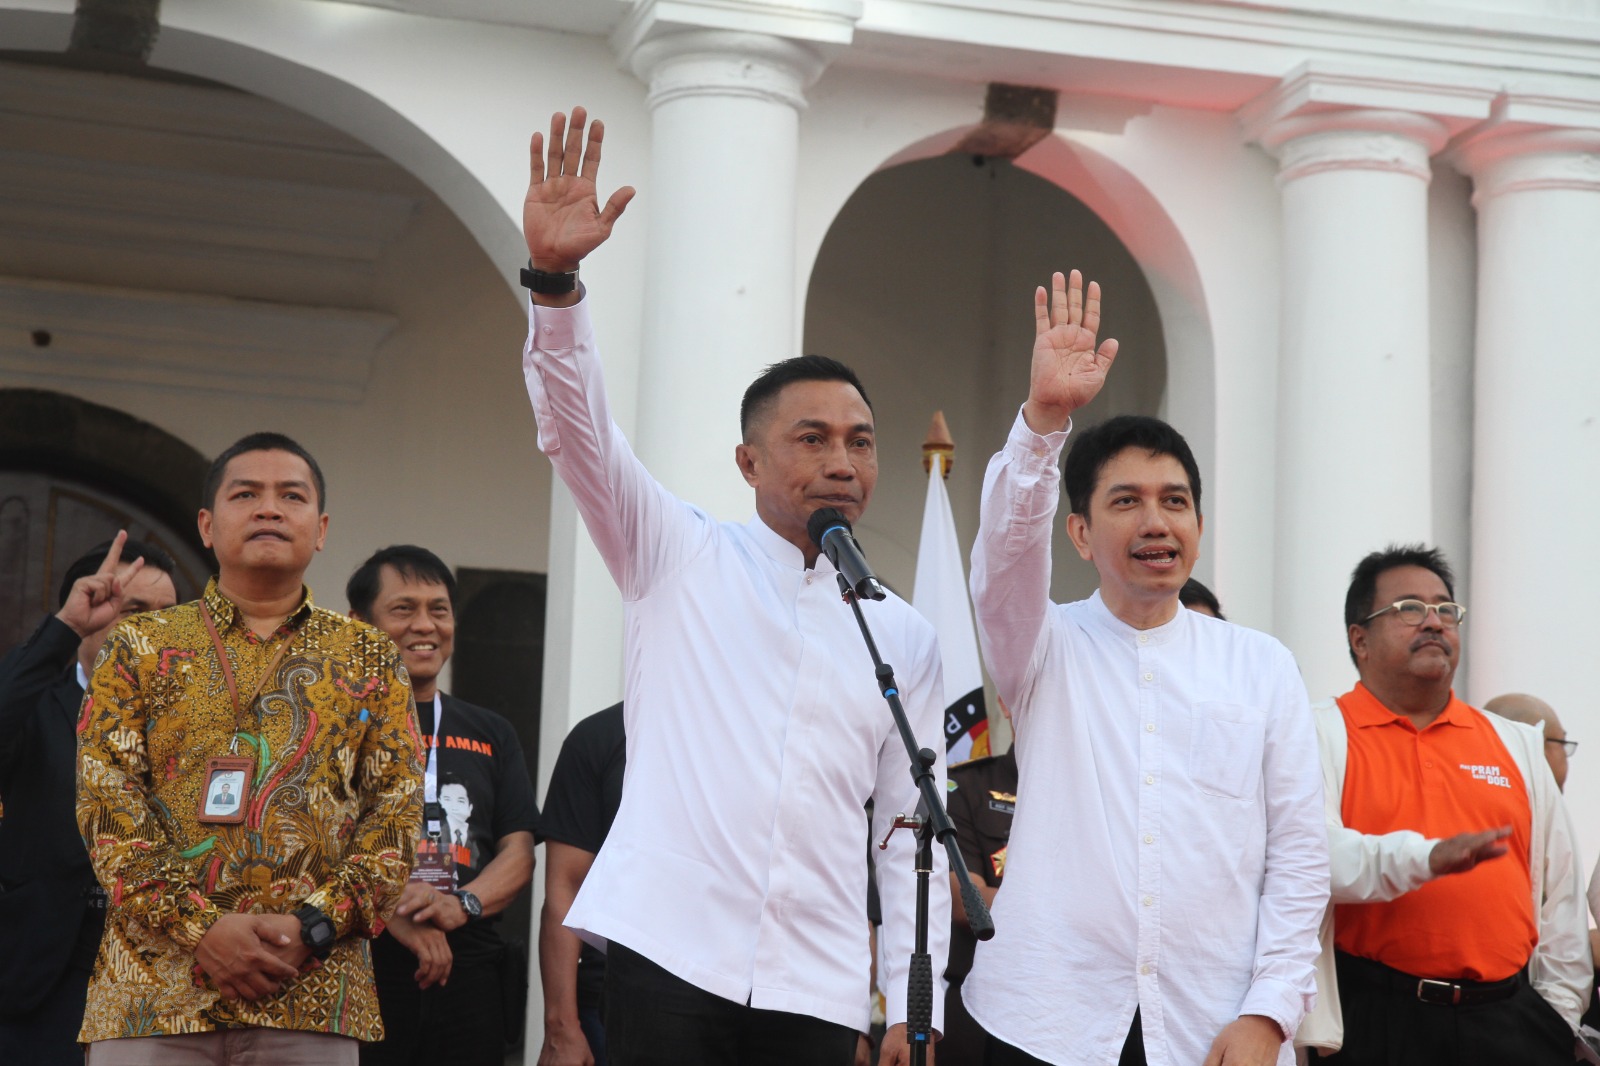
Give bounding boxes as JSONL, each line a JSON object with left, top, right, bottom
{"left": 194, "top": 913, "right": 311, "bottom": 1002}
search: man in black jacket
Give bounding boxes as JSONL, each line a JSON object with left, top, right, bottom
{"left": 0, "top": 532, "right": 178, "bottom": 1064}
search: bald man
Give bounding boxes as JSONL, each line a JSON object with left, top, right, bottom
{"left": 1485, "top": 694, "right": 1572, "bottom": 791}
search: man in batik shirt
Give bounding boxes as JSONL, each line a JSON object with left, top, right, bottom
{"left": 76, "top": 432, "right": 422, "bottom": 1066}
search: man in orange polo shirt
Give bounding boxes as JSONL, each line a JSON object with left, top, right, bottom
{"left": 1302, "top": 545, "right": 1589, "bottom": 1065}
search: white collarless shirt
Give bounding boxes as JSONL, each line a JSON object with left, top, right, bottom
{"left": 522, "top": 297, "right": 950, "bottom": 1032}
{"left": 964, "top": 413, "right": 1328, "bottom": 1066}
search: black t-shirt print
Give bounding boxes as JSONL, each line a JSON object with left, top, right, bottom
{"left": 418, "top": 694, "right": 541, "bottom": 887}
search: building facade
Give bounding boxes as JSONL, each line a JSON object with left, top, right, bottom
{"left": 3, "top": 0, "right": 1598, "bottom": 1054}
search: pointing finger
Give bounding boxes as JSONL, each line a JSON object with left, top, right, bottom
{"left": 529, "top": 131, "right": 545, "bottom": 185}
{"left": 97, "top": 530, "right": 128, "bottom": 577}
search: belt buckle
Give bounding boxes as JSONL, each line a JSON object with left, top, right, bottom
{"left": 1417, "top": 978, "right": 1461, "bottom": 1006}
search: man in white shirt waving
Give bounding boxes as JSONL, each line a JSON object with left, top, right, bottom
{"left": 518, "top": 108, "right": 948, "bottom": 1066}
{"left": 963, "top": 271, "right": 1328, "bottom": 1066}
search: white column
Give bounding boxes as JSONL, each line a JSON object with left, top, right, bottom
{"left": 622, "top": 29, "right": 828, "bottom": 520}
{"left": 1254, "top": 109, "right": 1446, "bottom": 699}
{"left": 1451, "top": 111, "right": 1600, "bottom": 854}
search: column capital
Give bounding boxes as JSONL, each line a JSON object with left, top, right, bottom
{"left": 1240, "top": 61, "right": 1497, "bottom": 181}
{"left": 621, "top": 29, "right": 829, "bottom": 112}
{"left": 614, "top": 0, "right": 861, "bottom": 110}
{"left": 1447, "top": 89, "right": 1600, "bottom": 203}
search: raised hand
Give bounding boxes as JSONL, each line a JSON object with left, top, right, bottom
{"left": 56, "top": 529, "right": 146, "bottom": 639}
{"left": 524, "top": 107, "right": 636, "bottom": 274}
{"left": 1022, "top": 269, "right": 1120, "bottom": 435}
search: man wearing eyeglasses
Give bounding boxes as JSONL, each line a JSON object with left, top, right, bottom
{"left": 1484, "top": 693, "right": 1574, "bottom": 791}
{"left": 1298, "top": 544, "right": 1590, "bottom": 1065}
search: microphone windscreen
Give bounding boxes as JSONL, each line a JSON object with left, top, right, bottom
{"left": 806, "top": 507, "right": 849, "bottom": 549}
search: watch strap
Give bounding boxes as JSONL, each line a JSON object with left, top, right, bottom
{"left": 520, "top": 263, "right": 578, "bottom": 294}
{"left": 293, "top": 904, "right": 336, "bottom": 960}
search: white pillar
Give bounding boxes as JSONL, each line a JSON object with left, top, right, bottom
{"left": 622, "top": 29, "right": 828, "bottom": 519}
{"left": 1451, "top": 111, "right": 1600, "bottom": 857}
{"left": 1254, "top": 109, "right": 1446, "bottom": 699}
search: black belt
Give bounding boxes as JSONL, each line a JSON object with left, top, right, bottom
{"left": 1336, "top": 950, "right": 1524, "bottom": 1007}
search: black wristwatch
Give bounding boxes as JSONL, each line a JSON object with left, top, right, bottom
{"left": 294, "top": 904, "right": 336, "bottom": 961}
{"left": 454, "top": 889, "right": 483, "bottom": 921}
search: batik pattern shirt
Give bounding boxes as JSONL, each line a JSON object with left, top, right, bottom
{"left": 75, "top": 579, "right": 422, "bottom": 1042}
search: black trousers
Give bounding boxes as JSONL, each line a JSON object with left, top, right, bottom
{"left": 0, "top": 961, "right": 92, "bottom": 1066}
{"left": 984, "top": 1010, "right": 1146, "bottom": 1066}
{"left": 603, "top": 941, "right": 858, "bottom": 1066}
{"left": 1312, "top": 951, "right": 1574, "bottom": 1066}
{"left": 360, "top": 935, "right": 507, "bottom": 1066}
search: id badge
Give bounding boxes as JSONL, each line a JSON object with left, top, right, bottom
{"left": 410, "top": 802, "right": 457, "bottom": 892}
{"left": 197, "top": 756, "right": 253, "bottom": 825}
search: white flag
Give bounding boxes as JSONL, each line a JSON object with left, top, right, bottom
{"left": 912, "top": 458, "right": 989, "bottom": 765}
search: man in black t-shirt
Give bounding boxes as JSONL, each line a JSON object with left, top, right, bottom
{"left": 537, "top": 703, "right": 625, "bottom": 1066}
{"left": 347, "top": 546, "right": 540, "bottom": 1066}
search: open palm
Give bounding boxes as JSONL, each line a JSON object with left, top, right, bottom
{"left": 523, "top": 107, "right": 636, "bottom": 270}
{"left": 1025, "top": 269, "right": 1119, "bottom": 431}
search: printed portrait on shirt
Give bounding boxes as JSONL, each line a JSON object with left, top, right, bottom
{"left": 438, "top": 774, "right": 481, "bottom": 870}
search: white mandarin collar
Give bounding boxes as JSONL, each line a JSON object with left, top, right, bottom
{"left": 744, "top": 513, "right": 840, "bottom": 576}
{"left": 1084, "top": 588, "right": 1188, "bottom": 645}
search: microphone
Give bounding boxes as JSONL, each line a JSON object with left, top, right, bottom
{"left": 807, "top": 508, "right": 886, "bottom": 601}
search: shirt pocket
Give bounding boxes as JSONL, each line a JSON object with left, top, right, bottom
{"left": 1188, "top": 701, "right": 1264, "bottom": 800}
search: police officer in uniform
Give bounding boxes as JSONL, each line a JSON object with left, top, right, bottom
{"left": 943, "top": 714, "right": 1019, "bottom": 1066}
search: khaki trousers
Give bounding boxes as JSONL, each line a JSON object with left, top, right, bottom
{"left": 86, "top": 1029, "right": 358, "bottom": 1066}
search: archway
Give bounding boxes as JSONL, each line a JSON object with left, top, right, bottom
{"left": 804, "top": 150, "right": 1171, "bottom": 610}
{"left": 0, "top": 388, "right": 212, "bottom": 648}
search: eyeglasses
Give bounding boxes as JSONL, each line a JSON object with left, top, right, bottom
{"left": 1546, "top": 738, "right": 1579, "bottom": 757}
{"left": 1361, "top": 599, "right": 1467, "bottom": 627}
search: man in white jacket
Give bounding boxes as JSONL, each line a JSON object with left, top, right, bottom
{"left": 1300, "top": 544, "right": 1590, "bottom": 1065}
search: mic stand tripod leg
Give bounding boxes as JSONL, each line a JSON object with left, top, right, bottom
{"left": 842, "top": 573, "right": 995, "bottom": 1065}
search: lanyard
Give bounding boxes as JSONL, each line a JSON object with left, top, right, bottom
{"left": 200, "top": 603, "right": 294, "bottom": 755}
{"left": 424, "top": 693, "right": 444, "bottom": 805}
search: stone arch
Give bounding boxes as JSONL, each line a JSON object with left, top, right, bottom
{"left": 0, "top": 389, "right": 213, "bottom": 646}
{"left": 0, "top": 7, "right": 527, "bottom": 286}
{"left": 0, "top": 388, "right": 209, "bottom": 557}
{"left": 804, "top": 132, "right": 1208, "bottom": 607}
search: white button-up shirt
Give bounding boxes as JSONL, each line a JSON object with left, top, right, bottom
{"left": 963, "top": 413, "right": 1327, "bottom": 1066}
{"left": 522, "top": 297, "right": 950, "bottom": 1031}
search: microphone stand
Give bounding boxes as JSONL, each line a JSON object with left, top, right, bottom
{"left": 837, "top": 574, "right": 994, "bottom": 1066}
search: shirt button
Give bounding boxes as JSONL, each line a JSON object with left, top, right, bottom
{"left": 1145, "top": 723, "right": 1156, "bottom": 733}
{"left": 542, "top": 325, "right": 553, "bottom": 335}
{"left": 1144, "top": 834, "right": 1154, "bottom": 844}
{"left": 1142, "top": 896, "right": 1154, "bottom": 907}
{"left": 1138, "top": 634, "right": 1149, "bottom": 644}
{"left": 1143, "top": 672, "right": 1154, "bottom": 682}
{"left": 1140, "top": 964, "right": 1152, "bottom": 975}
{"left": 1144, "top": 775, "right": 1155, "bottom": 785}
